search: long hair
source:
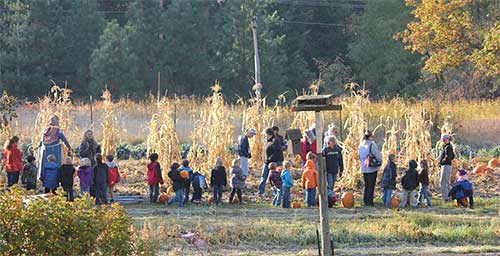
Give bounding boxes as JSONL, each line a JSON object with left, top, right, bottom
{"left": 6, "top": 136, "right": 19, "bottom": 150}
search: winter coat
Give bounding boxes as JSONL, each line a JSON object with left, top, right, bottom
{"left": 275, "top": 134, "right": 287, "bottom": 152}
{"left": 59, "top": 164, "right": 75, "bottom": 188}
{"left": 147, "top": 162, "right": 163, "bottom": 186}
{"left": 281, "top": 169, "right": 294, "bottom": 188}
{"left": 419, "top": 168, "right": 430, "bottom": 186}
{"left": 93, "top": 162, "right": 109, "bottom": 186}
{"left": 230, "top": 166, "right": 246, "bottom": 189}
{"left": 238, "top": 136, "right": 251, "bottom": 158}
{"left": 4, "top": 145, "right": 23, "bottom": 172}
{"left": 358, "top": 140, "right": 382, "bottom": 174}
{"left": 168, "top": 168, "right": 187, "bottom": 192}
{"left": 79, "top": 139, "right": 100, "bottom": 165}
{"left": 192, "top": 172, "right": 208, "bottom": 190}
{"left": 439, "top": 143, "right": 455, "bottom": 166}
{"left": 41, "top": 162, "right": 60, "bottom": 189}
{"left": 268, "top": 169, "right": 283, "bottom": 189}
{"left": 449, "top": 180, "right": 473, "bottom": 200}
{"left": 300, "top": 140, "right": 317, "bottom": 162}
{"left": 180, "top": 166, "right": 193, "bottom": 188}
{"left": 22, "top": 163, "right": 38, "bottom": 185}
{"left": 210, "top": 166, "right": 227, "bottom": 186}
{"left": 323, "top": 145, "right": 344, "bottom": 174}
{"left": 107, "top": 162, "right": 120, "bottom": 186}
{"left": 264, "top": 136, "right": 284, "bottom": 164}
{"left": 381, "top": 161, "right": 397, "bottom": 189}
{"left": 78, "top": 166, "right": 93, "bottom": 188}
{"left": 301, "top": 160, "right": 318, "bottom": 189}
{"left": 401, "top": 161, "right": 419, "bottom": 191}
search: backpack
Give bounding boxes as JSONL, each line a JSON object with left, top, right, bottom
{"left": 108, "top": 167, "right": 120, "bottom": 186}
{"left": 367, "top": 143, "right": 382, "bottom": 167}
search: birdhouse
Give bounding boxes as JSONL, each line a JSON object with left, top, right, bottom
{"left": 291, "top": 94, "right": 342, "bottom": 112}
{"left": 286, "top": 129, "right": 303, "bottom": 155}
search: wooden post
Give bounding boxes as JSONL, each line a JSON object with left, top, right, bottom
{"left": 157, "top": 71, "right": 161, "bottom": 103}
{"left": 251, "top": 17, "right": 262, "bottom": 115}
{"left": 316, "top": 111, "right": 332, "bottom": 255}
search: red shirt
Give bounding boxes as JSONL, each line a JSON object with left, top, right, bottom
{"left": 4, "top": 144, "right": 23, "bottom": 172}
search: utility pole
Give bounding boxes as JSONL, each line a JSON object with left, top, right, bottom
{"left": 251, "top": 16, "right": 262, "bottom": 114}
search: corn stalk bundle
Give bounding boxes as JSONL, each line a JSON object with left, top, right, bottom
{"left": 146, "top": 97, "right": 180, "bottom": 180}
{"left": 0, "top": 92, "right": 18, "bottom": 147}
{"left": 100, "top": 88, "right": 121, "bottom": 157}
{"left": 187, "top": 82, "right": 234, "bottom": 176}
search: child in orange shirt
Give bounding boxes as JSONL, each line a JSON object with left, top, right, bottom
{"left": 301, "top": 152, "right": 319, "bottom": 207}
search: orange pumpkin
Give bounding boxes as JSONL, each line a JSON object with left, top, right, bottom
{"left": 454, "top": 197, "right": 468, "bottom": 207}
{"left": 341, "top": 192, "right": 354, "bottom": 208}
{"left": 488, "top": 158, "right": 499, "bottom": 168}
{"left": 208, "top": 197, "right": 214, "bottom": 205}
{"left": 159, "top": 194, "right": 169, "bottom": 204}
{"left": 232, "top": 197, "right": 240, "bottom": 204}
{"left": 390, "top": 196, "right": 399, "bottom": 208}
{"left": 292, "top": 201, "right": 302, "bottom": 208}
{"left": 277, "top": 167, "right": 284, "bottom": 173}
{"left": 473, "top": 163, "right": 487, "bottom": 174}
{"left": 121, "top": 172, "right": 127, "bottom": 180}
{"left": 485, "top": 167, "right": 494, "bottom": 174}
{"left": 180, "top": 170, "right": 189, "bottom": 179}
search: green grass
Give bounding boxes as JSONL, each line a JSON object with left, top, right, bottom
{"left": 126, "top": 198, "right": 500, "bottom": 255}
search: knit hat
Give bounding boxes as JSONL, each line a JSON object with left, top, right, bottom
{"left": 457, "top": 168, "right": 467, "bottom": 176}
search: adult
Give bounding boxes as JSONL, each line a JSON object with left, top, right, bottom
{"left": 79, "top": 130, "right": 100, "bottom": 167}
{"left": 38, "top": 116, "right": 72, "bottom": 176}
{"left": 257, "top": 128, "right": 284, "bottom": 195}
{"left": 323, "top": 124, "right": 339, "bottom": 147}
{"left": 272, "top": 126, "right": 287, "bottom": 152}
{"left": 439, "top": 134, "right": 455, "bottom": 201}
{"left": 4, "top": 136, "right": 23, "bottom": 187}
{"left": 237, "top": 128, "right": 257, "bottom": 177}
{"left": 358, "top": 131, "right": 382, "bottom": 207}
{"left": 300, "top": 130, "right": 316, "bottom": 167}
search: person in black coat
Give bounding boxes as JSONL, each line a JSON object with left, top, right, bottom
{"left": 211, "top": 157, "right": 227, "bottom": 205}
{"left": 439, "top": 134, "right": 455, "bottom": 201}
{"left": 322, "top": 135, "right": 344, "bottom": 199}
{"left": 59, "top": 157, "right": 76, "bottom": 201}
{"left": 417, "top": 160, "right": 432, "bottom": 206}
{"left": 167, "top": 163, "right": 188, "bottom": 207}
{"left": 93, "top": 154, "right": 109, "bottom": 205}
{"left": 257, "top": 128, "right": 284, "bottom": 195}
{"left": 400, "top": 160, "right": 419, "bottom": 208}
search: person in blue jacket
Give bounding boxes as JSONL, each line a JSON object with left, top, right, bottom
{"left": 238, "top": 128, "right": 257, "bottom": 178}
{"left": 40, "top": 154, "right": 60, "bottom": 194}
{"left": 448, "top": 169, "right": 474, "bottom": 209}
{"left": 191, "top": 171, "right": 208, "bottom": 203}
{"left": 280, "top": 161, "right": 294, "bottom": 208}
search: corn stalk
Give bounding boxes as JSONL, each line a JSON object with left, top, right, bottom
{"left": 100, "top": 88, "right": 120, "bottom": 157}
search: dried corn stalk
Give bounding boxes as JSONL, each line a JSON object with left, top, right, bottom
{"left": 0, "top": 92, "right": 18, "bottom": 147}
{"left": 100, "top": 88, "right": 120, "bottom": 157}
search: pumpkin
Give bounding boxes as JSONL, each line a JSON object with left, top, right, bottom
{"left": 180, "top": 170, "right": 189, "bottom": 179}
{"left": 277, "top": 167, "right": 284, "bottom": 173}
{"left": 454, "top": 197, "right": 468, "bottom": 207}
{"left": 121, "top": 172, "right": 127, "bottom": 180}
{"left": 292, "top": 201, "right": 302, "bottom": 208}
{"left": 242, "top": 195, "right": 250, "bottom": 202}
{"left": 485, "top": 167, "right": 494, "bottom": 174}
{"left": 166, "top": 186, "right": 174, "bottom": 195}
{"left": 232, "top": 197, "right": 239, "bottom": 204}
{"left": 488, "top": 158, "right": 499, "bottom": 168}
{"left": 341, "top": 192, "right": 354, "bottom": 208}
{"left": 159, "top": 194, "right": 169, "bottom": 204}
{"left": 208, "top": 197, "right": 214, "bottom": 205}
{"left": 473, "top": 163, "right": 487, "bottom": 174}
{"left": 390, "top": 196, "right": 399, "bottom": 208}
{"left": 0, "top": 175, "right": 6, "bottom": 184}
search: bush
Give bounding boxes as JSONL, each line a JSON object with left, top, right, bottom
{"left": 0, "top": 187, "right": 157, "bottom": 255}
{"left": 116, "top": 143, "right": 132, "bottom": 160}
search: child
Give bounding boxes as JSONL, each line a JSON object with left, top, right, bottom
{"left": 400, "top": 160, "right": 419, "bottom": 208}
{"left": 229, "top": 159, "right": 245, "bottom": 205}
{"left": 323, "top": 136, "right": 344, "bottom": 199}
{"left": 40, "top": 154, "right": 59, "bottom": 194}
{"left": 78, "top": 158, "right": 93, "bottom": 195}
{"left": 191, "top": 171, "right": 208, "bottom": 203}
{"left": 106, "top": 155, "right": 120, "bottom": 203}
{"left": 301, "top": 152, "right": 318, "bottom": 207}
{"left": 167, "top": 163, "right": 187, "bottom": 207}
{"left": 147, "top": 153, "right": 163, "bottom": 203}
{"left": 4, "top": 136, "right": 23, "bottom": 187}
{"left": 179, "top": 159, "right": 193, "bottom": 204}
{"left": 381, "top": 154, "right": 397, "bottom": 208}
{"left": 21, "top": 156, "right": 37, "bottom": 191}
{"left": 93, "top": 154, "right": 109, "bottom": 205}
{"left": 211, "top": 158, "right": 227, "bottom": 205}
{"left": 59, "top": 157, "right": 76, "bottom": 201}
{"left": 417, "top": 160, "right": 431, "bottom": 206}
{"left": 267, "top": 162, "right": 282, "bottom": 206}
{"left": 448, "top": 169, "right": 474, "bottom": 209}
{"left": 280, "top": 161, "right": 294, "bottom": 208}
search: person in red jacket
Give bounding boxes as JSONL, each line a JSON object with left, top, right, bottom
{"left": 147, "top": 153, "right": 163, "bottom": 203}
{"left": 4, "top": 136, "right": 23, "bottom": 187}
{"left": 300, "top": 131, "right": 316, "bottom": 167}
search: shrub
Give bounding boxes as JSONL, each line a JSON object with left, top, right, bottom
{"left": 0, "top": 187, "right": 157, "bottom": 255}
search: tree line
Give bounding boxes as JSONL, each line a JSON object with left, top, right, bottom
{"left": 0, "top": 0, "right": 498, "bottom": 100}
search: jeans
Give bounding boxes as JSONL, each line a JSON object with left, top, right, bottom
{"left": 363, "top": 172, "right": 377, "bottom": 206}
{"left": 213, "top": 185, "right": 223, "bottom": 205}
{"left": 80, "top": 186, "right": 90, "bottom": 196}
{"left": 7, "top": 171, "right": 20, "bottom": 187}
{"left": 417, "top": 185, "right": 431, "bottom": 206}
{"left": 305, "top": 188, "right": 316, "bottom": 207}
{"left": 184, "top": 185, "right": 191, "bottom": 204}
{"left": 95, "top": 183, "right": 108, "bottom": 205}
{"left": 25, "top": 183, "right": 36, "bottom": 191}
{"left": 229, "top": 188, "right": 242, "bottom": 204}
{"left": 240, "top": 157, "right": 249, "bottom": 177}
{"left": 149, "top": 184, "right": 159, "bottom": 203}
{"left": 258, "top": 161, "right": 282, "bottom": 194}
{"left": 327, "top": 173, "right": 337, "bottom": 197}
{"left": 63, "top": 186, "right": 74, "bottom": 201}
{"left": 192, "top": 188, "right": 202, "bottom": 202}
{"left": 400, "top": 189, "right": 417, "bottom": 207}
{"left": 440, "top": 165, "right": 452, "bottom": 201}
{"left": 281, "top": 186, "right": 291, "bottom": 208}
{"left": 168, "top": 189, "right": 185, "bottom": 207}
{"left": 272, "top": 186, "right": 282, "bottom": 206}
{"left": 382, "top": 188, "right": 393, "bottom": 208}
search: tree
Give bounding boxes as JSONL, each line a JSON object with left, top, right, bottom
{"left": 89, "top": 20, "right": 143, "bottom": 97}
